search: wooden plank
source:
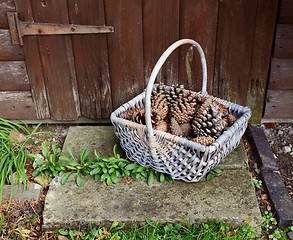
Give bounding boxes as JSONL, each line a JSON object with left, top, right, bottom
{"left": 246, "top": 0, "right": 278, "bottom": 123}
{"left": 29, "top": 0, "right": 80, "bottom": 120}
{"left": 213, "top": 0, "right": 257, "bottom": 106}
{"left": 105, "top": 0, "right": 144, "bottom": 110}
{"left": 0, "top": 29, "right": 24, "bottom": 60}
{"left": 15, "top": 0, "right": 50, "bottom": 119}
{"left": 263, "top": 90, "right": 293, "bottom": 119}
{"left": 0, "top": 0, "right": 15, "bottom": 29}
{"left": 143, "top": 0, "right": 180, "bottom": 86}
{"left": 0, "top": 61, "right": 30, "bottom": 91}
{"left": 269, "top": 58, "right": 293, "bottom": 90}
{"left": 0, "top": 91, "right": 37, "bottom": 119}
{"left": 273, "top": 24, "right": 293, "bottom": 58}
{"left": 279, "top": 0, "right": 293, "bottom": 24}
{"left": 67, "top": 0, "right": 112, "bottom": 119}
{"left": 179, "top": 0, "right": 218, "bottom": 93}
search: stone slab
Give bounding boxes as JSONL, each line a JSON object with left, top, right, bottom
{"left": 61, "top": 126, "right": 247, "bottom": 170}
{"left": 61, "top": 126, "right": 125, "bottom": 159}
{"left": 219, "top": 140, "right": 248, "bottom": 170}
{"left": 43, "top": 169, "right": 261, "bottom": 231}
{"left": 42, "top": 126, "right": 261, "bottom": 231}
{"left": 1, "top": 183, "right": 42, "bottom": 205}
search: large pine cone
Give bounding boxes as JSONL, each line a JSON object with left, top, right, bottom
{"left": 151, "top": 92, "right": 169, "bottom": 121}
{"left": 227, "top": 114, "right": 237, "bottom": 127}
{"left": 170, "top": 117, "right": 182, "bottom": 136}
{"left": 119, "top": 108, "right": 161, "bottom": 126}
{"left": 152, "top": 84, "right": 185, "bottom": 106}
{"left": 119, "top": 108, "right": 146, "bottom": 124}
{"left": 180, "top": 123, "right": 192, "bottom": 137}
{"left": 170, "top": 91, "right": 198, "bottom": 124}
{"left": 191, "top": 136, "right": 215, "bottom": 146}
{"left": 165, "top": 85, "right": 185, "bottom": 105}
{"left": 170, "top": 118, "right": 192, "bottom": 137}
{"left": 192, "top": 97, "right": 228, "bottom": 138}
{"left": 155, "top": 120, "right": 168, "bottom": 132}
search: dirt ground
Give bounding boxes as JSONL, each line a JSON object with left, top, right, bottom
{"left": 24, "top": 124, "right": 70, "bottom": 181}
{"left": 258, "top": 123, "right": 293, "bottom": 199}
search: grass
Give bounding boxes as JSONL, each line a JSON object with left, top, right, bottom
{"left": 0, "top": 118, "right": 49, "bottom": 209}
{"left": 0, "top": 213, "right": 263, "bottom": 240}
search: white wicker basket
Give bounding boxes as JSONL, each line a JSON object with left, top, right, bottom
{"left": 111, "top": 39, "right": 251, "bottom": 182}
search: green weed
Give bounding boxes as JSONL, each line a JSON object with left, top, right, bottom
{"left": 0, "top": 118, "right": 44, "bottom": 208}
{"left": 260, "top": 211, "right": 293, "bottom": 239}
{"left": 254, "top": 179, "right": 262, "bottom": 189}
{"left": 30, "top": 144, "right": 174, "bottom": 187}
{"left": 206, "top": 168, "right": 223, "bottom": 181}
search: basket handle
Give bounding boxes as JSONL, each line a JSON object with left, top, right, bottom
{"left": 145, "top": 39, "right": 207, "bottom": 136}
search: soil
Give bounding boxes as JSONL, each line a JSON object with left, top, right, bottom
{"left": 258, "top": 123, "right": 293, "bottom": 199}
{"left": 244, "top": 136, "right": 273, "bottom": 214}
{"left": 25, "top": 124, "right": 70, "bottom": 181}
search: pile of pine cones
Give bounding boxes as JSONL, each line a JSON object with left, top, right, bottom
{"left": 119, "top": 84, "right": 237, "bottom": 146}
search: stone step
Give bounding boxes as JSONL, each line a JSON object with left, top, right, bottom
{"left": 1, "top": 183, "right": 42, "bottom": 205}
{"left": 42, "top": 126, "right": 262, "bottom": 231}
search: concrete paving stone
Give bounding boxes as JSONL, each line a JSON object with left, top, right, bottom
{"left": 61, "top": 126, "right": 125, "bottom": 159}
{"left": 43, "top": 169, "right": 261, "bottom": 231}
{"left": 42, "top": 126, "right": 261, "bottom": 231}
{"left": 1, "top": 183, "right": 42, "bottom": 205}
{"left": 219, "top": 140, "right": 248, "bottom": 170}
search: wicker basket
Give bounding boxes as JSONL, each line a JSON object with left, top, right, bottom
{"left": 111, "top": 39, "right": 251, "bottom": 182}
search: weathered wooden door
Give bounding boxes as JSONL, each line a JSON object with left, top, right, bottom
{"left": 13, "top": 0, "right": 114, "bottom": 120}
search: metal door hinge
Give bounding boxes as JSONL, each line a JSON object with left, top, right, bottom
{"left": 7, "top": 12, "right": 114, "bottom": 46}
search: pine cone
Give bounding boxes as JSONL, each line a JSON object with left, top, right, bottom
{"left": 119, "top": 108, "right": 160, "bottom": 125}
{"left": 170, "top": 117, "right": 183, "bottom": 136}
{"left": 153, "top": 84, "right": 185, "bottom": 106}
{"left": 180, "top": 123, "right": 192, "bottom": 137}
{"left": 151, "top": 93, "right": 168, "bottom": 120}
{"left": 170, "top": 91, "right": 198, "bottom": 124}
{"left": 166, "top": 85, "right": 185, "bottom": 105}
{"left": 192, "top": 97, "right": 228, "bottom": 138}
{"left": 194, "top": 93, "right": 207, "bottom": 104}
{"left": 191, "top": 136, "right": 215, "bottom": 146}
{"left": 155, "top": 120, "right": 168, "bottom": 132}
{"left": 170, "top": 118, "right": 192, "bottom": 137}
{"left": 152, "top": 84, "right": 166, "bottom": 95}
{"left": 227, "top": 114, "right": 237, "bottom": 127}
{"left": 119, "top": 108, "right": 145, "bottom": 124}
